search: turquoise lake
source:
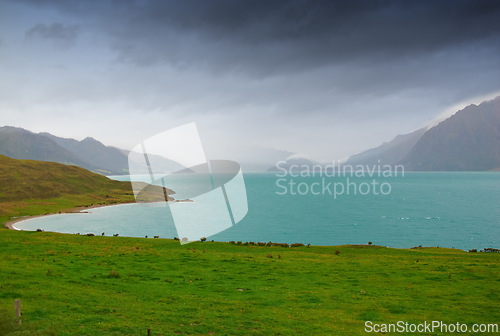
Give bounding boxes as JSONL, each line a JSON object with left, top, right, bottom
{"left": 14, "top": 172, "right": 500, "bottom": 250}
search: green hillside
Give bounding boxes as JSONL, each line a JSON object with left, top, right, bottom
{"left": 0, "top": 155, "right": 174, "bottom": 227}
{"left": 0, "top": 155, "right": 136, "bottom": 226}
{"left": 0, "top": 155, "right": 132, "bottom": 202}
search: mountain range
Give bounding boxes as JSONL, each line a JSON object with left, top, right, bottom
{"left": 1, "top": 96, "right": 500, "bottom": 173}
{"left": 344, "top": 96, "right": 500, "bottom": 171}
{"left": 0, "top": 126, "right": 183, "bottom": 175}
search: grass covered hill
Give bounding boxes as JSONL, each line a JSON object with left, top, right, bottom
{"left": 0, "top": 155, "right": 172, "bottom": 225}
{"left": 0, "top": 155, "right": 133, "bottom": 202}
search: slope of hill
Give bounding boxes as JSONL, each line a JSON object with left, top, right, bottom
{"left": 0, "top": 155, "right": 175, "bottom": 202}
{"left": 0, "top": 155, "right": 134, "bottom": 202}
{"left": 345, "top": 128, "right": 426, "bottom": 166}
{"left": 401, "top": 96, "right": 500, "bottom": 171}
{"left": 0, "top": 155, "right": 174, "bottom": 225}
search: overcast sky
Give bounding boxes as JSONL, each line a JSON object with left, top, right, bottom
{"left": 1, "top": 0, "right": 500, "bottom": 163}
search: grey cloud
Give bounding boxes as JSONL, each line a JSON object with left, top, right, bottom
{"left": 25, "top": 22, "right": 79, "bottom": 47}
{"left": 10, "top": 0, "right": 500, "bottom": 113}
{"left": 15, "top": 0, "right": 500, "bottom": 75}
{"left": 96, "top": 0, "right": 500, "bottom": 74}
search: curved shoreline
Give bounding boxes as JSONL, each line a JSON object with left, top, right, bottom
{"left": 4, "top": 199, "right": 191, "bottom": 231}
{"left": 3, "top": 201, "right": 136, "bottom": 231}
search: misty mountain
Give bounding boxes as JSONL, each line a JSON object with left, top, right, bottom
{"left": 401, "top": 96, "right": 500, "bottom": 171}
{"left": 0, "top": 126, "right": 96, "bottom": 170}
{"left": 345, "top": 96, "right": 500, "bottom": 171}
{"left": 126, "top": 150, "right": 186, "bottom": 176}
{"left": 268, "top": 156, "right": 320, "bottom": 172}
{"left": 40, "top": 132, "right": 128, "bottom": 174}
{"left": 345, "top": 127, "right": 426, "bottom": 167}
{"left": 0, "top": 126, "right": 185, "bottom": 175}
{"left": 233, "top": 146, "right": 294, "bottom": 172}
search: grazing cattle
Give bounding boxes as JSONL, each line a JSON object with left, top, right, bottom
{"left": 101, "top": 232, "right": 105, "bottom": 236}
{"left": 113, "top": 233, "right": 119, "bottom": 237}
{"left": 153, "top": 235, "right": 159, "bottom": 239}
{"left": 145, "top": 235, "right": 148, "bottom": 238}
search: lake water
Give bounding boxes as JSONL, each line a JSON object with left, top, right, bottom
{"left": 14, "top": 172, "right": 500, "bottom": 250}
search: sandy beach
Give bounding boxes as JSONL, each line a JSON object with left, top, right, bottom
{"left": 3, "top": 201, "right": 136, "bottom": 231}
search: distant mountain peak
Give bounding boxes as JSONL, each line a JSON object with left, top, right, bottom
{"left": 344, "top": 95, "right": 500, "bottom": 171}
{"left": 82, "top": 136, "right": 100, "bottom": 143}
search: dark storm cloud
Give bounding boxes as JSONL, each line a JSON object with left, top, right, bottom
{"left": 25, "top": 22, "right": 79, "bottom": 47}
{"left": 100, "top": 0, "right": 500, "bottom": 76}
{"left": 14, "top": 0, "right": 500, "bottom": 74}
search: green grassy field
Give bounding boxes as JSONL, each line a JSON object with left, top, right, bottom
{"left": 0, "top": 230, "right": 499, "bottom": 335}
{"left": 0, "top": 156, "right": 499, "bottom": 335}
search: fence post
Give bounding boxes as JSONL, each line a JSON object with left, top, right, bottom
{"left": 15, "top": 299, "right": 21, "bottom": 325}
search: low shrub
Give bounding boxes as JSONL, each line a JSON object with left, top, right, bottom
{"left": 109, "top": 270, "right": 120, "bottom": 278}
